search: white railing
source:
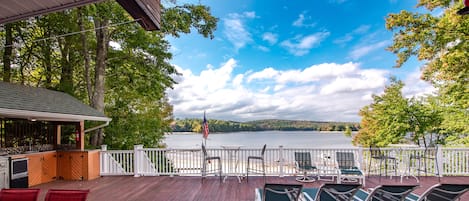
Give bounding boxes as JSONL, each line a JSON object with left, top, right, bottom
{"left": 100, "top": 145, "right": 469, "bottom": 177}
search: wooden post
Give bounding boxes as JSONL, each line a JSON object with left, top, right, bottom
{"left": 76, "top": 121, "right": 85, "bottom": 150}
{"left": 56, "top": 125, "right": 61, "bottom": 145}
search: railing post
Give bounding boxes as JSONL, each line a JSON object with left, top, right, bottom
{"left": 437, "top": 145, "right": 443, "bottom": 177}
{"left": 279, "top": 145, "right": 284, "bottom": 177}
{"left": 134, "top": 145, "right": 144, "bottom": 177}
{"left": 100, "top": 145, "right": 108, "bottom": 175}
{"left": 358, "top": 146, "right": 364, "bottom": 169}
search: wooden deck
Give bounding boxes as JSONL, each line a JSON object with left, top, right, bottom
{"left": 34, "top": 176, "right": 469, "bottom": 201}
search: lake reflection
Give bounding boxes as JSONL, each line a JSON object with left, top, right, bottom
{"left": 163, "top": 131, "right": 355, "bottom": 148}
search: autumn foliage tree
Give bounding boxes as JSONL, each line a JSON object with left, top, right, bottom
{"left": 386, "top": 0, "right": 469, "bottom": 145}
{"left": 353, "top": 78, "right": 410, "bottom": 147}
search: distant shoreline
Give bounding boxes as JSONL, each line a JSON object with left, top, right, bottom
{"left": 168, "top": 130, "right": 356, "bottom": 134}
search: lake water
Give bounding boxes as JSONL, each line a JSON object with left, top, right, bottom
{"left": 163, "top": 131, "right": 356, "bottom": 148}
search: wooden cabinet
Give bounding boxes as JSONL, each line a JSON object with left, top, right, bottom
{"left": 57, "top": 150, "right": 100, "bottom": 181}
{"left": 26, "top": 151, "right": 57, "bottom": 187}
{"left": 22, "top": 150, "right": 99, "bottom": 186}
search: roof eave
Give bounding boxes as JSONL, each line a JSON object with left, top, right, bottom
{"left": 0, "top": 108, "right": 111, "bottom": 122}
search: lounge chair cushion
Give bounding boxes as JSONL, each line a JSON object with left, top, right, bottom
{"left": 339, "top": 167, "right": 363, "bottom": 175}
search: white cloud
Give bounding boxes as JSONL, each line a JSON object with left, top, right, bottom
{"left": 262, "top": 32, "right": 278, "bottom": 45}
{"left": 334, "top": 25, "right": 371, "bottom": 45}
{"left": 334, "top": 35, "right": 353, "bottom": 44}
{"left": 257, "top": 46, "right": 270, "bottom": 52}
{"left": 320, "top": 69, "right": 388, "bottom": 95}
{"left": 243, "top": 11, "right": 257, "bottom": 18}
{"left": 281, "top": 32, "right": 330, "bottom": 56}
{"left": 292, "top": 13, "right": 316, "bottom": 27}
{"left": 247, "top": 67, "right": 279, "bottom": 82}
{"left": 223, "top": 12, "right": 256, "bottom": 50}
{"left": 402, "top": 68, "right": 436, "bottom": 98}
{"left": 169, "top": 59, "right": 421, "bottom": 122}
{"left": 329, "top": 0, "right": 348, "bottom": 4}
{"left": 349, "top": 40, "right": 389, "bottom": 60}
{"left": 353, "top": 25, "right": 371, "bottom": 34}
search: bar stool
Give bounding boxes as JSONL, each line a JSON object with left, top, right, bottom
{"left": 368, "top": 146, "right": 397, "bottom": 180}
{"left": 408, "top": 146, "right": 440, "bottom": 182}
{"left": 246, "top": 144, "right": 266, "bottom": 182}
{"left": 201, "top": 144, "right": 222, "bottom": 183}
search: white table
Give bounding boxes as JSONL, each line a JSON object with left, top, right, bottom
{"left": 317, "top": 155, "right": 338, "bottom": 182}
{"left": 221, "top": 145, "right": 243, "bottom": 183}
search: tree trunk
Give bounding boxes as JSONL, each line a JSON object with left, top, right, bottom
{"left": 2, "top": 24, "right": 13, "bottom": 82}
{"left": 58, "top": 38, "right": 74, "bottom": 95}
{"left": 78, "top": 7, "right": 93, "bottom": 105}
{"left": 91, "top": 16, "right": 110, "bottom": 146}
{"left": 43, "top": 29, "right": 53, "bottom": 88}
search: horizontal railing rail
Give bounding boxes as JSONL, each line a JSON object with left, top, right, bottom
{"left": 100, "top": 145, "right": 469, "bottom": 178}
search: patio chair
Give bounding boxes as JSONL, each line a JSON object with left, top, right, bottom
{"left": 406, "top": 183, "right": 469, "bottom": 201}
{"left": 302, "top": 183, "right": 362, "bottom": 201}
{"left": 247, "top": 144, "right": 267, "bottom": 182}
{"left": 0, "top": 188, "right": 40, "bottom": 201}
{"left": 353, "top": 184, "right": 418, "bottom": 201}
{"left": 336, "top": 152, "right": 365, "bottom": 186}
{"left": 201, "top": 144, "right": 222, "bottom": 183}
{"left": 368, "top": 146, "right": 397, "bottom": 179}
{"left": 294, "top": 152, "right": 318, "bottom": 182}
{"left": 254, "top": 183, "right": 303, "bottom": 201}
{"left": 44, "top": 189, "right": 90, "bottom": 201}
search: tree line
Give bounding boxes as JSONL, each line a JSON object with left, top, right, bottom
{"left": 172, "top": 118, "right": 359, "bottom": 133}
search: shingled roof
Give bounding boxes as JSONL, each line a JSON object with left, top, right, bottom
{"left": 0, "top": 82, "right": 110, "bottom": 122}
{"left": 0, "top": 0, "right": 160, "bottom": 31}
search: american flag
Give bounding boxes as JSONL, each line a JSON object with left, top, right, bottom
{"left": 203, "top": 112, "right": 209, "bottom": 139}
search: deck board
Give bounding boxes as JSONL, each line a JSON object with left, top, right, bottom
{"left": 33, "top": 176, "right": 469, "bottom": 201}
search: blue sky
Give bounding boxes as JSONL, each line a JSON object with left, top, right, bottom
{"left": 165, "top": 0, "right": 435, "bottom": 122}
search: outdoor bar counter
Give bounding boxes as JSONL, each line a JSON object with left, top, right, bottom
{"left": 10, "top": 149, "right": 100, "bottom": 187}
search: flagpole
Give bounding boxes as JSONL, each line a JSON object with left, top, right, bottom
{"left": 203, "top": 111, "right": 208, "bottom": 147}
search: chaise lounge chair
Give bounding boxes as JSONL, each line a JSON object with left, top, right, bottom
{"left": 353, "top": 184, "right": 418, "bottom": 201}
{"left": 336, "top": 152, "right": 365, "bottom": 186}
{"left": 405, "top": 183, "right": 469, "bottom": 201}
{"left": 295, "top": 152, "right": 318, "bottom": 182}
{"left": 255, "top": 183, "right": 303, "bottom": 201}
{"left": 302, "top": 183, "right": 362, "bottom": 201}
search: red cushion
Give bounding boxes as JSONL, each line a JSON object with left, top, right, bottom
{"left": 45, "top": 189, "right": 90, "bottom": 201}
{"left": 0, "top": 189, "right": 40, "bottom": 201}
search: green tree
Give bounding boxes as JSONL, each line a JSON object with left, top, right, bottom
{"left": 407, "top": 97, "right": 443, "bottom": 146}
{"left": 100, "top": 1, "right": 217, "bottom": 149}
{"left": 385, "top": 0, "right": 469, "bottom": 144}
{"left": 344, "top": 126, "right": 352, "bottom": 137}
{"left": 353, "top": 78, "right": 410, "bottom": 147}
{"left": 0, "top": 1, "right": 218, "bottom": 150}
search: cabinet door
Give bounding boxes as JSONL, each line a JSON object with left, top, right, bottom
{"left": 57, "top": 152, "right": 84, "bottom": 180}
{"left": 27, "top": 154, "right": 42, "bottom": 186}
{"left": 69, "top": 152, "right": 84, "bottom": 180}
{"left": 42, "top": 152, "right": 57, "bottom": 183}
{"left": 57, "top": 152, "right": 71, "bottom": 180}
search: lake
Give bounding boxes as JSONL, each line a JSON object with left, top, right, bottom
{"left": 163, "top": 131, "right": 356, "bottom": 148}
